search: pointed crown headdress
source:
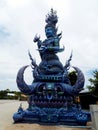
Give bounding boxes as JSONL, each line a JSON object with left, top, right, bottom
{"left": 45, "top": 9, "right": 58, "bottom": 32}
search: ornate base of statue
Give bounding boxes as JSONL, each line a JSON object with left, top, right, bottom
{"left": 13, "top": 102, "right": 90, "bottom": 126}
{"left": 13, "top": 9, "right": 91, "bottom": 126}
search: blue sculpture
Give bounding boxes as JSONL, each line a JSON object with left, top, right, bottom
{"left": 13, "top": 9, "right": 91, "bottom": 125}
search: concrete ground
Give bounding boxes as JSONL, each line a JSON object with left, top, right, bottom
{"left": 0, "top": 100, "right": 92, "bottom": 130}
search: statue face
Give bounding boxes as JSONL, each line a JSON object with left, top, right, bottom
{"left": 45, "top": 27, "right": 55, "bottom": 38}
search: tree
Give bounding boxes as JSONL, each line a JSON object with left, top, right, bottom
{"left": 87, "top": 70, "right": 98, "bottom": 97}
{"left": 0, "top": 90, "right": 7, "bottom": 99}
{"left": 68, "top": 70, "right": 77, "bottom": 85}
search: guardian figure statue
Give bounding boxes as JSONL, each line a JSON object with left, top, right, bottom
{"left": 13, "top": 9, "right": 91, "bottom": 125}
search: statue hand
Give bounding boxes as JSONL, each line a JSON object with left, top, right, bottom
{"left": 33, "top": 35, "right": 40, "bottom": 42}
{"left": 39, "top": 46, "right": 47, "bottom": 52}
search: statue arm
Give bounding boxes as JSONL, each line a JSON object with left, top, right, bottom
{"left": 33, "top": 35, "right": 42, "bottom": 49}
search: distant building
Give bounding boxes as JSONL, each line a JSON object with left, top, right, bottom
{"left": 19, "top": 94, "right": 28, "bottom": 101}
{"left": 7, "top": 93, "right": 15, "bottom": 96}
{"left": 79, "top": 92, "right": 98, "bottom": 110}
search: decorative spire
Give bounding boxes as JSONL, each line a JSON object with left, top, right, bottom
{"left": 45, "top": 8, "right": 58, "bottom": 30}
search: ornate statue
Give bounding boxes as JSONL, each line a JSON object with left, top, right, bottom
{"left": 13, "top": 9, "right": 91, "bottom": 125}
{"left": 34, "top": 9, "right": 63, "bottom": 54}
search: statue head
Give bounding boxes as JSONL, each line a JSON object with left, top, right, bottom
{"left": 45, "top": 26, "right": 56, "bottom": 38}
{"left": 45, "top": 9, "right": 58, "bottom": 38}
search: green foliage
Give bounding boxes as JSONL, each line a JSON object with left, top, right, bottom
{"left": 87, "top": 70, "right": 98, "bottom": 97}
{"left": 68, "top": 70, "right": 77, "bottom": 85}
{"left": 0, "top": 89, "right": 22, "bottom": 99}
{"left": 0, "top": 90, "right": 7, "bottom": 99}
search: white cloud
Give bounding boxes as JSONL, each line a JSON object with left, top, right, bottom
{"left": 0, "top": 0, "right": 98, "bottom": 90}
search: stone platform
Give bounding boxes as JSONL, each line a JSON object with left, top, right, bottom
{"left": 4, "top": 123, "right": 91, "bottom": 130}
{"left": 90, "top": 105, "right": 98, "bottom": 130}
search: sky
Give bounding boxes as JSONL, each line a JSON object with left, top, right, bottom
{"left": 0, "top": 0, "right": 98, "bottom": 91}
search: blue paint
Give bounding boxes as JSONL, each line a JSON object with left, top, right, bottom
{"left": 13, "top": 9, "right": 91, "bottom": 126}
